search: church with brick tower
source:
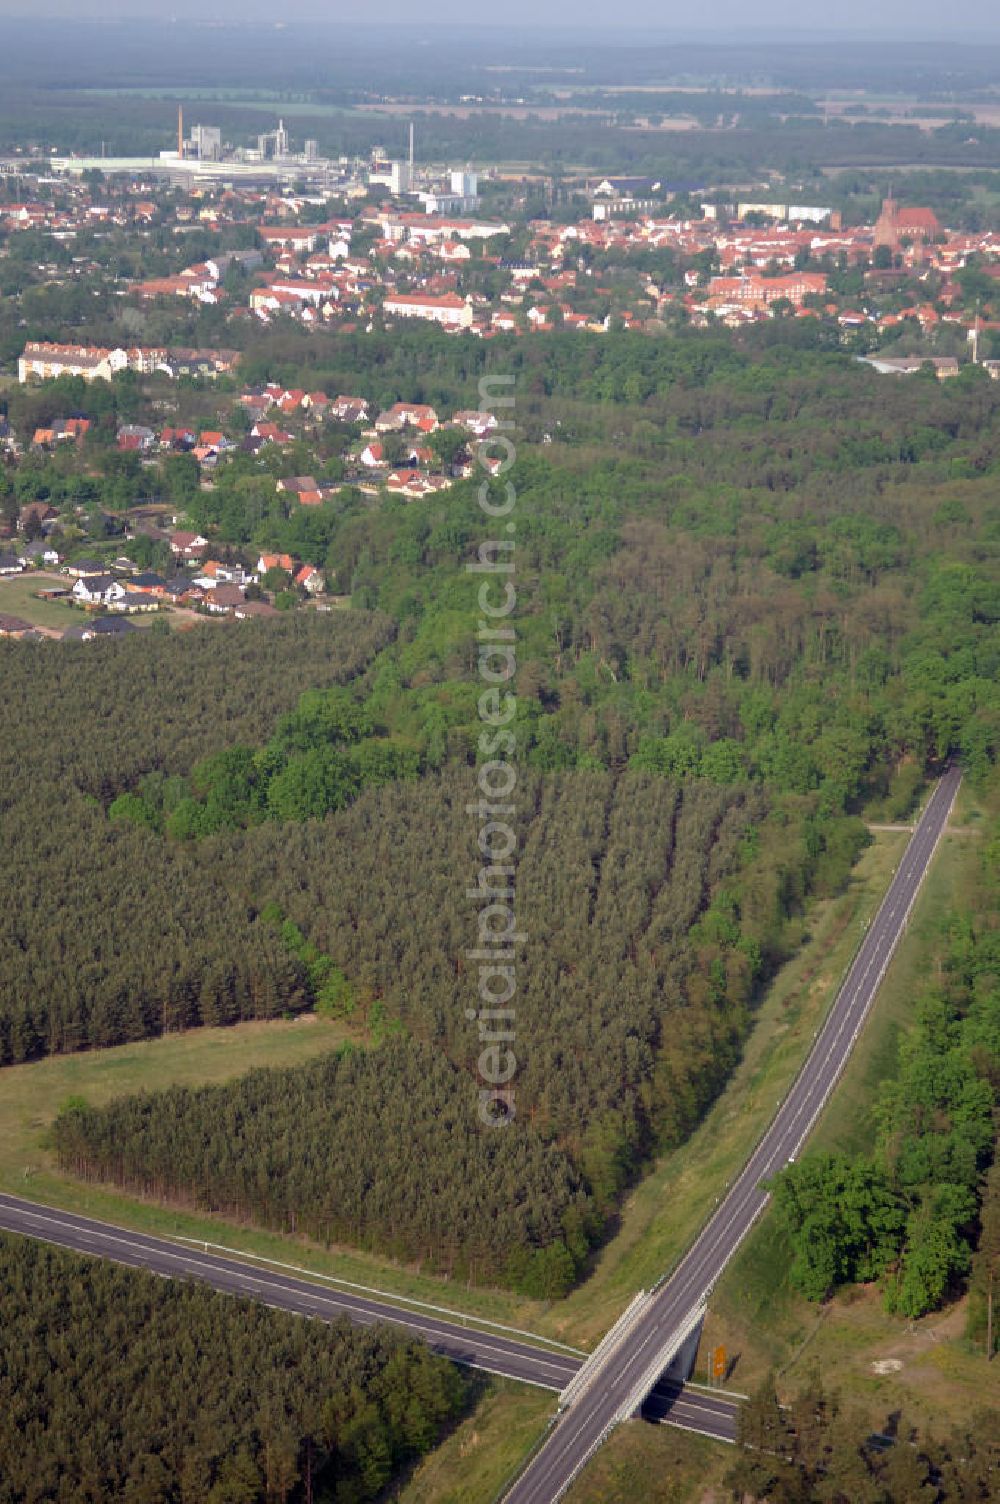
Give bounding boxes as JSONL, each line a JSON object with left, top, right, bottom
{"left": 874, "top": 196, "right": 942, "bottom": 250}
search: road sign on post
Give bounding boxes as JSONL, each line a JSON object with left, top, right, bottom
{"left": 713, "top": 1345, "right": 727, "bottom": 1382}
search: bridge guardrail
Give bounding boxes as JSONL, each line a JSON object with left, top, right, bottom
{"left": 558, "top": 1288, "right": 650, "bottom": 1410}
{"left": 615, "top": 1300, "right": 708, "bottom": 1424}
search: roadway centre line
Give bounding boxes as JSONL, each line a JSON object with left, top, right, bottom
{"left": 172, "top": 1231, "right": 586, "bottom": 1355}
{"left": 499, "top": 768, "right": 961, "bottom": 1502}
{"left": 0, "top": 1201, "right": 576, "bottom": 1381}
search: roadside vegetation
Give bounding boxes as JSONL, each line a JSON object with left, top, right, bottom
{"left": 704, "top": 794, "right": 1000, "bottom": 1437}
{"left": 773, "top": 815, "right": 998, "bottom": 1327}
{"left": 725, "top": 1372, "right": 999, "bottom": 1503}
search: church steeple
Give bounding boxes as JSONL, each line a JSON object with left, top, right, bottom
{"left": 874, "top": 189, "right": 900, "bottom": 251}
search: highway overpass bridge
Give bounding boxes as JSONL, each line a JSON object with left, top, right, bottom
{"left": 0, "top": 1191, "right": 737, "bottom": 1443}
{"left": 0, "top": 769, "right": 960, "bottom": 1502}
{"left": 501, "top": 766, "right": 961, "bottom": 1503}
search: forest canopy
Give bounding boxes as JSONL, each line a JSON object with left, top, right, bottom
{"left": 6, "top": 331, "right": 1000, "bottom": 1295}
{"left": 0, "top": 1230, "right": 466, "bottom": 1504}
{"left": 49, "top": 770, "right": 802, "bottom": 1293}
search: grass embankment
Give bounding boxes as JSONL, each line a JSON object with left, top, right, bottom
{"left": 387, "top": 1379, "right": 728, "bottom": 1504}
{"left": 703, "top": 781, "right": 993, "bottom": 1435}
{"left": 565, "top": 1422, "right": 729, "bottom": 1504}
{"left": 390, "top": 1382, "right": 555, "bottom": 1504}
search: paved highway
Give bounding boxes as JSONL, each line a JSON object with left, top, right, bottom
{"left": 502, "top": 766, "right": 961, "bottom": 1503}
{"left": 0, "top": 1192, "right": 736, "bottom": 1441}
{"left": 2, "top": 773, "right": 955, "bottom": 1490}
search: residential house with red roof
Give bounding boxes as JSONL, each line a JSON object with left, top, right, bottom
{"left": 375, "top": 402, "right": 439, "bottom": 432}
{"left": 250, "top": 421, "right": 292, "bottom": 445}
{"left": 329, "top": 395, "right": 369, "bottom": 423}
{"left": 294, "top": 564, "right": 325, "bottom": 594}
{"left": 257, "top": 552, "right": 297, "bottom": 575}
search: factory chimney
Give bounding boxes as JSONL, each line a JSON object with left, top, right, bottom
{"left": 177, "top": 104, "right": 184, "bottom": 159}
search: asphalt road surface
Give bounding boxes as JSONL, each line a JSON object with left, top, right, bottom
{"left": 0, "top": 1192, "right": 736, "bottom": 1441}
{"left": 502, "top": 766, "right": 961, "bottom": 1504}
{"left": 1, "top": 772, "right": 956, "bottom": 1491}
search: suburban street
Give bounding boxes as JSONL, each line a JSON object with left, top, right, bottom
{"left": 0, "top": 1192, "right": 736, "bottom": 1441}
{"left": 501, "top": 765, "right": 962, "bottom": 1503}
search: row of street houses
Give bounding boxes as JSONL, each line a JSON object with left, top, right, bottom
{"left": 18, "top": 343, "right": 240, "bottom": 384}
{"left": 6, "top": 152, "right": 1000, "bottom": 339}
{"left": 63, "top": 546, "right": 326, "bottom": 614}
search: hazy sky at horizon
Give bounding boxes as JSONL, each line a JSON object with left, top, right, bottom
{"left": 0, "top": 0, "right": 998, "bottom": 35}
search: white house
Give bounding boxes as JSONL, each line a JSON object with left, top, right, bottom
{"left": 294, "top": 564, "right": 325, "bottom": 594}
{"left": 18, "top": 342, "right": 129, "bottom": 384}
{"left": 382, "top": 292, "right": 473, "bottom": 329}
{"left": 72, "top": 575, "right": 127, "bottom": 607}
{"left": 452, "top": 410, "right": 499, "bottom": 438}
